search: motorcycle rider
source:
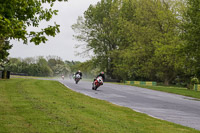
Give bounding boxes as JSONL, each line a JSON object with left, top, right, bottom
{"left": 75, "top": 70, "right": 82, "bottom": 79}
{"left": 93, "top": 72, "right": 105, "bottom": 83}
{"left": 61, "top": 74, "right": 64, "bottom": 80}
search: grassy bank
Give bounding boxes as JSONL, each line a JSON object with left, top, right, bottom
{"left": 0, "top": 78, "right": 199, "bottom": 133}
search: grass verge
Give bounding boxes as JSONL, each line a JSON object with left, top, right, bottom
{"left": 0, "top": 78, "right": 199, "bottom": 133}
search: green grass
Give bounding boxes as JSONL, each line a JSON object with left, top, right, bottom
{"left": 118, "top": 83, "right": 200, "bottom": 100}
{"left": 82, "top": 78, "right": 93, "bottom": 82}
{"left": 11, "top": 75, "right": 56, "bottom": 79}
{"left": 0, "top": 78, "right": 199, "bottom": 133}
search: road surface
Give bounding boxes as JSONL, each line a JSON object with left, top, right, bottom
{"left": 59, "top": 79, "right": 200, "bottom": 130}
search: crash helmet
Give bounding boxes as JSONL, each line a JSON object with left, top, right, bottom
{"left": 78, "top": 70, "right": 81, "bottom": 72}
{"left": 100, "top": 72, "right": 104, "bottom": 74}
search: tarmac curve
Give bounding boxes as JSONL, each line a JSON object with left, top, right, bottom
{"left": 59, "top": 79, "right": 200, "bottom": 131}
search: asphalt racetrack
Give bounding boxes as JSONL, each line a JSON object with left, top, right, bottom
{"left": 59, "top": 79, "right": 200, "bottom": 130}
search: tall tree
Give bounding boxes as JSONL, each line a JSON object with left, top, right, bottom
{"left": 47, "top": 56, "right": 70, "bottom": 76}
{"left": 73, "top": 0, "right": 184, "bottom": 84}
{"left": 137, "top": 0, "right": 182, "bottom": 85}
{"left": 0, "top": 40, "right": 12, "bottom": 68}
{"left": 0, "top": 0, "right": 68, "bottom": 62}
{"left": 182, "top": 0, "right": 200, "bottom": 79}
{"left": 72, "top": 0, "right": 121, "bottom": 78}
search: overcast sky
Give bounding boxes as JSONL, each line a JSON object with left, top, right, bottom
{"left": 9, "top": 0, "right": 100, "bottom": 62}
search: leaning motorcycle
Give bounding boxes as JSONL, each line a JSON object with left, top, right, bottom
{"left": 75, "top": 74, "right": 81, "bottom": 84}
{"left": 92, "top": 76, "right": 103, "bottom": 90}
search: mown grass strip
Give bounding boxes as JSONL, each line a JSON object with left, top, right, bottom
{"left": 0, "top": 78, "right": 199, "bottom": 133}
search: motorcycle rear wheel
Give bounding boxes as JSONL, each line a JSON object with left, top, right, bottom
{"left": 75, "top": 79, "right": 79, "bottom": 84}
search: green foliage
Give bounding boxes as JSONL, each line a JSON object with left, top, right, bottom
{"left": 76, "top": 59, "right": 100, "bottom": 78}
{"left": 73, "top": 0, "right": 185, "bottom": 85}
{"left": 6, "top": 56, "right": 71, "bottom": 77}
{"left": 191, "top": 77, "right": 199, "bottom": 85}
{"left": 0, "top": 0, "right": 67, "bottom": 62}
{"left": 72, "top": 0, "right": 122, "bottom": 78}
{"left": 47, "top": 56, "right": 70, "bottom": 76}
{"left": 182, "top": 0, "right": 200, "bottom": 80}
{"left": 65, "top": 60, "right": 81, "bottom": 73}
{"left": 0, "top": 40, "right": 12, "bottom": 67}
{"left": 64, "top": 60, "right": 98, "bottom": 79}
{"left": 0, "top": 0, "right": 67, "bottom": 44}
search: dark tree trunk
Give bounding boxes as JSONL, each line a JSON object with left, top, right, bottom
{"left": 164, "top": 78, "right": 169, "bottom": 86}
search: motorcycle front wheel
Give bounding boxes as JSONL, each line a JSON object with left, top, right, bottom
{"left": 92, "top": 85, "right": 97, "bottom": 90}
{"left": 94, "top": 85, "right": 98, "bottom": 90}
{"left": 75, "top": 79, "right": 79, "bottom": 84}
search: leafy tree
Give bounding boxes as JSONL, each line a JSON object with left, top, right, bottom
{"left": 23, "top": 57, "right": 36, "bottom": 64}
{"left": 46, "top": 56, "right": 71, "bottom": 76}
{"left": 72, "top": 0, "right": 121, "bottom": 78}
{"left": 37, "top": 57, "right": 53, "bottom": 76}
{"left": 0, "top": 40, "right": 12, "bottom": 68}
{"left": 182, "top": 0, "right": 200, "bottom": 80}
{"left": 0, "top": 0, "right": 68, "bottom": 62}
{"left": 7, "top": 58, "right": 21, "bottom": 70}
{"left": 73, "top": 0, "right": 184, "bottom": 85}
{"left": 76, "top": 59, "right": 100, "bottom": 78}
{"left": 65, "top": 60, "right": 81, "bottom": 73}
{"left": 6, "top": 56, "right": 70, "bottom": 77}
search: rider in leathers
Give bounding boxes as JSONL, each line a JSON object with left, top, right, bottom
{"left": 94, "top": 72, "right": 105, "bottom": 84}
{"left": 75, "top": 70, "right": 82, "bottom": 79}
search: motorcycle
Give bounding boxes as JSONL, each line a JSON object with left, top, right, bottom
{"left": 61, "top": 75, "right": 64, "bottom": 80}
{"left": 75, "top": 74, "right": 81, "bottom": 84}
{"left": 92, "top": 76, "right": 103, "bottom": 90}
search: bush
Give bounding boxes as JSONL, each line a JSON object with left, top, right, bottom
{"left": 187, "top": 77, "right": 199, "bottom": 90}
{"left": 191, "top": 77, "right": 199, "bottom": 85}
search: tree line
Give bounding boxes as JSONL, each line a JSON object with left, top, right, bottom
{"left": 1, "top": 0, "right": 200, "bottom": 86}
{"left": 3, "top": 56, "right": 99, "bottom": 79}
{"left": 4, "top": 56, "right": 77, "bottom": 77}
{"left": 0, "top": 0, "right": 68, "bottom": 67}
{"left": 72, "top": 0, "right": 200, "bottom": 86}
